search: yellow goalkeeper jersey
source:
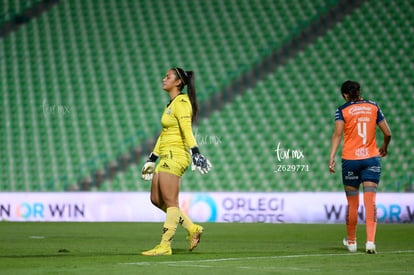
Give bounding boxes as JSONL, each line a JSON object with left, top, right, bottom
{"left": 153, "top": 94, "right": 197, "bottom": 157}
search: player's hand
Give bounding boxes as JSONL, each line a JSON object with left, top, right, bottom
{"left": 329, "top": 159, "right": 335, "bottom": 173}
{"left": 141, "top": 153, "right": 158, "bottom": 181}
{"left": 191, "top": 153, "right": 212, "bottom": 174}
{"left": 141, "top": 162, "right": 155, "bottom": 180}
{"left": 379, "top": 145, "right": 388, "bottom": 157}
{"left": 190, "top": 147, "right": 212, "bottom": 174}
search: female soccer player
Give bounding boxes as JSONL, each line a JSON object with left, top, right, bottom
{"left": 141, "top": 68, "right": 212, "bottom": 256}
{"left": 329, "top": 80, "right": 391, "bottom": 254}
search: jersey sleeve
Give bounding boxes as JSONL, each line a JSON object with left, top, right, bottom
{"left": 153, "top": 134, "right": 161, "bottom": 156}
{"left": 335, "top": 108, "right": 344, "bottom": 121}
{"left": 376, "top": 104, "right": 385, "bottom": 124}
{"left": 174, "top": 98, "right": 198, "bottom": 149}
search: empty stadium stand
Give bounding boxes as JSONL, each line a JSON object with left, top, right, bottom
{"left": 0, "top": 0, "right": 412, "bottom": 192}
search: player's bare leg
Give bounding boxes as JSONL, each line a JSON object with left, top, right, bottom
{"left": 142, "top": 172, "right": 180, "bottom": 256}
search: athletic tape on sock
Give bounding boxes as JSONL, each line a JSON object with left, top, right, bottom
{"left": 363, "top": 186, "right": 377, "bottom": 193}
{"left": 345, "top": 190, "right": 359, "bottom": 196}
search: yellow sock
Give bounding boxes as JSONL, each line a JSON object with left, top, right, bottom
{"left": 179, "top": 210, "right": 194, "bottom": 232}
{"left": 161, "top": 207, "right": 180, "bottom": 246}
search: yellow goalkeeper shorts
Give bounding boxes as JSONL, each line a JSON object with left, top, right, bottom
{"left": 155, "top": 149, "right": 191, "bottom": 177}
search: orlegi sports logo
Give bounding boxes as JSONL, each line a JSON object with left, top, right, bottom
{"left": 180, "top": 194, "right": 217, "bottom": 222}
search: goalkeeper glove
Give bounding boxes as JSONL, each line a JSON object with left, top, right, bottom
{"left": 191, "top": 147, "right": 212, "bottom": 174}
{"left": 141, "top": 152, "right": 158, "bottom": 181}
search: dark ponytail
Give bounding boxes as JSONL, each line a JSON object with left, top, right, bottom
{"left": 173, "top": 68, "right": 198, "bottom": 122}
{"left": 185, "top": 71, "right": 198, "bottom": 122}
{"left": 341, "top": 80, "right": 361, "bottom": 102}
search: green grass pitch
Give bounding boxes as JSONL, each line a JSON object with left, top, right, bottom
{"left": 1, "top": 222, "right": 413, "bottom": 274}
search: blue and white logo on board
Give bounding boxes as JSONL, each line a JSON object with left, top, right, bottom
{"left": 181, "top": 193, "right": 217, "bottom": 222}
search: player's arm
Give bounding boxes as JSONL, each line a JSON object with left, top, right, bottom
{"left": 378, "top": 119, "right": 391, "bottom": 157}
{"left": 141, "top": 135, "right": 161, "bottom": 181}
{"left": 175, "top": 103, "right": 197, "bottom": 149}
{"left": 329, "top": 121, "right": 344, "bottom": 173}
{"left": 176, "top": 101, "right": 212, "bottom": 174}
{"left": 153, "top": 134, "right": 161, "bottom": 156}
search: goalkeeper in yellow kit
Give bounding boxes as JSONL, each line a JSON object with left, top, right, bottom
{"left": 141, "top": 68, "right": 212, "bottom": 256}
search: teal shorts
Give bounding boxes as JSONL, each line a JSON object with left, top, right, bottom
{"left": 342, "top": 157, "right": 381, "bottom": 187}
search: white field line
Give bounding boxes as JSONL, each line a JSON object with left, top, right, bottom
{"left": 120, "top": 250, "right": 414, "bottom": 266}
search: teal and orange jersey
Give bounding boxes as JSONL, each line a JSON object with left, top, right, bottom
{"left": 335, "top": 99, "right": 385, "bottom": 160}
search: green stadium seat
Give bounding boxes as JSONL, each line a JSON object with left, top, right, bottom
{"left": 1, "top": 0, "right": 412, "bottom": 192}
